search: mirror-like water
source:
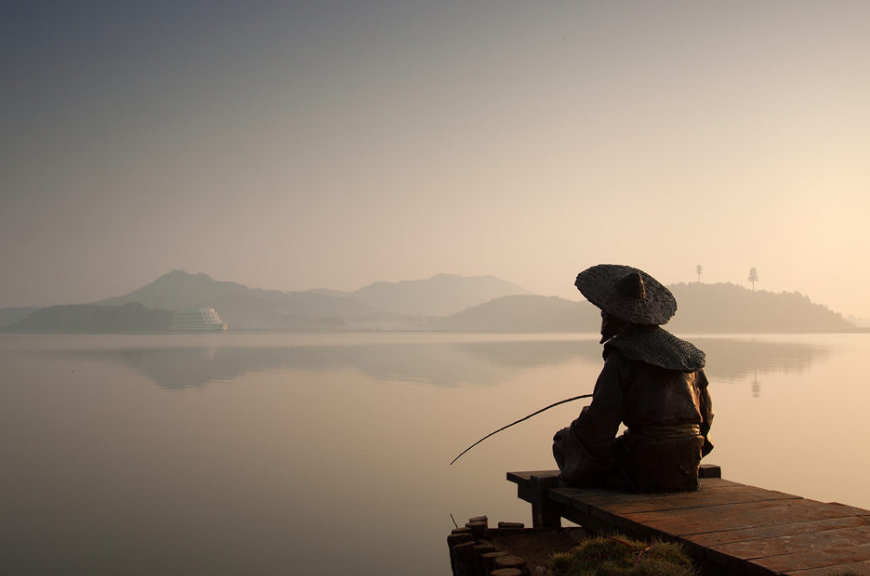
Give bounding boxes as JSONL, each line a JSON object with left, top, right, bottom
{"left": 1, "top": 332, "right": 865, "bottom": 575}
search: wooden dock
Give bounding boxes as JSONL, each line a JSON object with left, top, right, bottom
{"left": 508, "top": 467, "right": 870, "bottom": 575}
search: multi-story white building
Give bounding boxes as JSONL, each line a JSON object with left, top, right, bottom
{"left": 169, "top": 307, "right": 227, "bottom": 331}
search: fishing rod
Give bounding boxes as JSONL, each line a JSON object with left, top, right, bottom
{"left": 449, "top": 393, "right": 593, "bottom": 465}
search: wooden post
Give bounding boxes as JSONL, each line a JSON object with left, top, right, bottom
{"left": 466, "top": 515, "right": 488, "bottom": 540}
{"left": 472, "top": 543, "right": 497, "bottom": 575}
{"left": 452, "top": 541, "right": 477, "bottom": 576}
{"left": 698, "top": 463, "right": 721, "bottom": 478}
{"left": 493, "top": 554, "right": 527, "bottom": 574}
{"left": 448, "top": 530, "right": 474, "bottom": 575}
{"left": 480, "top": 551, "right": 508, "bottom": 574}
{"left": 530, "top": 474, "right": 562, "bottom": 528}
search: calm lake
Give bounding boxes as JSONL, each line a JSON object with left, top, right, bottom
{"left": 1, "top": 331, "right": 867, "bottom": 575}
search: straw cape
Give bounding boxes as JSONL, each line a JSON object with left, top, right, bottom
{"left": 605, "top": 325, "right": 705, "bottom": 371}
{"left": 574, "top": 264, "right": 677, "bottom": 326}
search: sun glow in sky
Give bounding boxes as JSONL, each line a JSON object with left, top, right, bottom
{"left": 2, "top": 1, "right": 869, "bottom": 316}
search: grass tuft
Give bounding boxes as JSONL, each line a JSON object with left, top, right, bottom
{"left": 550, "top": 534, "right": 696, "bottom": 576}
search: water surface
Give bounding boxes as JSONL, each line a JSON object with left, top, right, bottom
{"left": 1, "top": 332, "right": 865, "bottom": 575}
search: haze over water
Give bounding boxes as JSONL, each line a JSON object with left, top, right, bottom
{"left": 1, "top": 332, "right": 866, "bottom": 576}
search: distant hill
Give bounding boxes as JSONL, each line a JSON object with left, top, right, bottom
{"left": 431, "top": 295, "right": 598, "bottom": 332}
{"left": 3, "top": 303, "right": 173, "bottom": 333}
{"left": 92, "top": 270, "right": 381, "bottom": 330}
{"left": 430, "top": 283, "right": 853, "bottom": 334}
{"left": 306, "top": 288, "right": 351, "bottom": 298}
{"left": 77, "top": 270, "right": 535, "bottom": 329}
{"left": 351, "top": 273, "right": 532, "bottom": 317}
{"left": 666, "top": 282, "right": 854, "bottom": 333}
{"left": 96, "top": 270, "right": 290, "bottom": 311}
{"left": 0, "top": 306, "right": 39, "bottom": 328}
{"left": 2, "top": 272, "right": 854, "bottom": 334}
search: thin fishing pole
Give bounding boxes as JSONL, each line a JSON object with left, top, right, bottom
{"left": 449, "top": 393, "right": 593, "bottom": 465}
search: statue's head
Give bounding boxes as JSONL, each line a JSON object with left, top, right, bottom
{"left": 574, "top": 265, "right": 677, "bottom": 330}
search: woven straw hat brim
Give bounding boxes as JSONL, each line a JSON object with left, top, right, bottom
{"left": 574, "top": 264, "right": 676, "bottom": 325}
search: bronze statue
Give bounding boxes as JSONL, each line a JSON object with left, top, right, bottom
{"left": 553, "top": 265, "right": 714, "bottom": 493}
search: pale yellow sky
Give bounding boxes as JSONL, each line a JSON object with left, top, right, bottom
{"left": 2, "top": 1, "right": 869, "bottom": 317}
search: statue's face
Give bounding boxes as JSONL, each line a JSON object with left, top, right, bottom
{"left": 599, "top": 310, "right": 626, "bottom": 343}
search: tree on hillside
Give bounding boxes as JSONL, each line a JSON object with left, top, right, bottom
{"left": 748, "top": 267, "right": 759, "bottom": 291}
{"left": 696, "top": 265, "right": 703, "bottom": 283}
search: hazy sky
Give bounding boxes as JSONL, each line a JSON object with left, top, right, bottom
{"left": 2, "top": 1, "right": 869, "bottom": 317}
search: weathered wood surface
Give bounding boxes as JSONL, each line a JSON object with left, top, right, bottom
{"left": 507, "top": 470, "right": 870, "bottom": 575}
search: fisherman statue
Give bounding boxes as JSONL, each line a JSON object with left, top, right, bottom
{"left": 552, "top": 264, "right": 714, "bottom": 493}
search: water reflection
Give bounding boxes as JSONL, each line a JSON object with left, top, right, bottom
{"left": 49, "top": 339, "right": 601, "bottom": 389}
{"left": 0, "top": 333, "right": 859, "bottom": 576}
{"left": 693, "top": 338, "right": 834, "bottom": 397}
{"left": 42, "top": 336, "right": 834, "bottom": 392}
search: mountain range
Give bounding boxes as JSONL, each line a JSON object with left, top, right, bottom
{"left": 92, "top": 270, "right": 381, "bottom": 330}
{"left": 0, "top": 270, "right": 856, "bottom": 333}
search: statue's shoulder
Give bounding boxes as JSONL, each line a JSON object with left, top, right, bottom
{"left": 604, "top": 326, "right": 705, "bottom": 371}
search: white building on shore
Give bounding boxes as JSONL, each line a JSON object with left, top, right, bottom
{"left": 169, "top": 306, "right": 227, "bottom": 331}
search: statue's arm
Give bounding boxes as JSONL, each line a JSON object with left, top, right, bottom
{"left": 698, "top": 368, "right": 714, "bottom": 456}
{"left": 571, "top": 352, "right": 625, "bottom": 461}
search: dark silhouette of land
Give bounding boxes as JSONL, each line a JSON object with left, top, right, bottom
{"left": 666, "top": 282, "right": 853, "bottom": 333}
{"left": 0, "top": 306, "right": 39, "bottom": 328}
{"left": 350, "top": 273, "right": 532, "bottom": 316}
{"left": 431, "top": 295, "right": 597, "bottom": 332}
{"left": 0, "top": 271, "right": 855, "bottom": 333}
{"left": 5, "top": 303, "right": 172, "bottom": 333}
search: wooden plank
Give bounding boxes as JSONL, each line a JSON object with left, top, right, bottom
{"left": 565, "top": 486, "right": 800, "bottom": 515}
{"left": 506, "top": 470, "right": 559, "bottom": 486}
{"left": 576, "top": 485, "right": 755, "bottom": 507}
{"left": 712, "top": 524, "right": 870, "bottom": 561}
{"left": 507, "top": 471, "right": 737, "bottom": 489}
{"left": 691, "top": 516, "right": 870, "bottom": 547}
{"left": 559, "top": 477, "right": 744, "bottom": 498}
{"left": 754, "top": 542, "right": 870, "bottom": 574}
{"left": 697, "top": 525, "right": 870, "bottom": 576}
{"left": 547, "top": 480, "right": 747, "bottom": 512}
{"left": 785, "top": 559, "right": 870, "bottom": 575}
{"left": 625, "top": 499, "right": 868, "bottom": 537}
{"left": 585, "top": 479, "right": 781, "bottom": 500}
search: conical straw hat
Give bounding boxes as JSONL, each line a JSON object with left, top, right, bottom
{"left": 574, "top": 264, "right": 676, "bottom": 325}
